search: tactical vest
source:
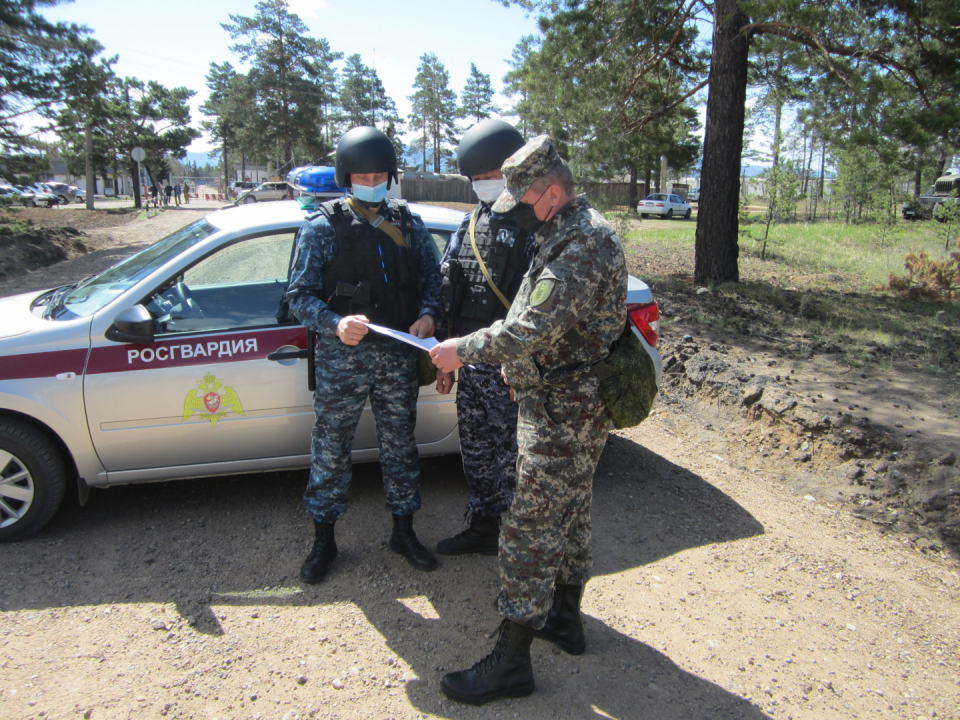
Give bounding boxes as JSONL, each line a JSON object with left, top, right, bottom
{"left": 441, "top": 207, "right": 529, "bottom": 336}
{"left": 319, "top": 199, "right": 422, "bottom": 333}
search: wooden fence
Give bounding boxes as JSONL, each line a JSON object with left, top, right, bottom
{"left": 401, "top": 175, "right": 475, "bottom": 204}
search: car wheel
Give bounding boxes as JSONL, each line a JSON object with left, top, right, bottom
{"left": 0, "top": 420, "right": 67, "bottom": 543}
{"left": 640, "top": 213, "right": 647, "bottom": 219}
{"left": 26, "top": 198, "right": 35, "bottom": 208}
{"left": 684, "top": 208, "right": 692, "bottom": 219}
{"left": 665, "top": 209, "right": 673, "bottom": 219}
{"left": 243, "top": 195, "right": 257, "bottom": 204}
{"left": 58, "top": 195, "right": 68, "bottom": 205}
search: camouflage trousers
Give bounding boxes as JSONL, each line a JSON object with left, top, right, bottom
{"left": 497, "top": 382, "right": 609, "bottom": 628}
{"left": 303, "top": 337, "right": 421, "bottom": 524}
{"left": 457, "top": 363, "right": 518, "bottom": 517}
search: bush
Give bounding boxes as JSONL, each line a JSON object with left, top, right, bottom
{"left": 886, "top": 240, "right": 960, "bottom": 300}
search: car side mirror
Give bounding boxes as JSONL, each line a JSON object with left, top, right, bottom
{"left": 105, "top": 305, "right": 155, "bottom": 343}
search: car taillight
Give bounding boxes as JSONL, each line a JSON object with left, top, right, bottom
{"left": 627, "top": 301, "right": 660, "bottom": 348}
{"left": 655, "top": 202, "right": 664, "bottom": 207}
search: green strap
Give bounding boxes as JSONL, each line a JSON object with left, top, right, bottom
{"left": 469, "top": 208, "right": 511, "bottom": 311}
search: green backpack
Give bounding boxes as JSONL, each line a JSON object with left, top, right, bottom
{"left": 590, "top": 326, "right": 659, "bottom": 429}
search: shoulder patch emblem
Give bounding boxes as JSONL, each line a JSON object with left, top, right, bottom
{"left": 530, "top": 278, "right": 557, "bottom": 307}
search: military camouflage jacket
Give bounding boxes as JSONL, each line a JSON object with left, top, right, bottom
{"left": 286, "top": 199, "right": 442, "bottom": 338}
{"left": 456, "top": 195, "right": 627, "bottom": 391}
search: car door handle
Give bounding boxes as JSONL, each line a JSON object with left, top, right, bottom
{"left": 267, "top": 349, "right": 309, "bottom": 361}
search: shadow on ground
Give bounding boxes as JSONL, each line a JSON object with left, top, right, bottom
{"left": 0, "top": 436, "right": 765, "bottom": 718}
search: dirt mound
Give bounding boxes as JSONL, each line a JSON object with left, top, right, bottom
{"left": 0, "top": 226, "right": 92, "bottom": 282}
{"left": 657, "top": 334, "right": 960, "bottom": 556}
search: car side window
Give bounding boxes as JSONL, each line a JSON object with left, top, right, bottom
{"left": 144, "top": 232, "right": 298, "bottom": 336}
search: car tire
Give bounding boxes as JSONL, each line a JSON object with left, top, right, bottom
{"left": 665, "top": 209, "right": 673, "bottom": 219}
{"left": 26, "top": 198, "right": 35, "bottom": 208}
{"left": 243, "top": 195, "right": 257, "bottom": 204}
{"left": 640, "top": 213, "right": 647, "bottom": 219}
{"left": 0, "top": 420, "right": 67, "bottom": 543}
{"left": 684, "top": 208, "right": 692, "bottom": 219}
{"left": 58, "top": 195, "right": 68, "bottom": 204}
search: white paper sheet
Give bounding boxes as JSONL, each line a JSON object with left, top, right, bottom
{"left": 364, "top": 323, "right": 439, "bottom": 351}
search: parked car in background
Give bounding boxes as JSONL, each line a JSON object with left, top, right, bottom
{"left": 70, "top": 187, "right": 85, "bottom": 203}
{"left": 44, "top": 182, "right": 77, "bottom": 204}
{"left": 19, "top": 184, "right": 60, "bottom": 208}
{"left": 639, "top": 193, "right": 692, "bottom": 219}
{"left": 229, "top": 181, "right": 256, "bottom": 199}
{"left": 688, "top": 186, "right": 700, "bottom": 202}
{"left": 236, "top": 181, "right": 290, "bottom": 204}
{"left": 0, "top": 199, "right": 662, "bottom": 542}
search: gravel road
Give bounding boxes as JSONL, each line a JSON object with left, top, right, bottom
{"left": 0, "top": 204, "right": 957, "bottom": 720}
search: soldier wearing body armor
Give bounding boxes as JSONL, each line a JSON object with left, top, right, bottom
{"left": 286, "top": 126, "right": 442, "bottom": 583}
{"left": 435, "top": 120, "right": 536, "bottom": 556}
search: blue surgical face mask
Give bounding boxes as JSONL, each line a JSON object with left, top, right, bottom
{"left": 352, "top": 180, "right": 388, "bottom": 204}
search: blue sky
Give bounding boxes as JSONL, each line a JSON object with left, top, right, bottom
{"left": 44, "top": 0, "right": 541, "bottom": 154}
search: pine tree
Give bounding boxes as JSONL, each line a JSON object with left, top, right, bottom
{"left": 221, "top": 0, "right": 341, "bottom": 172}
{"left": 408, "top": 53, "right": 458, "bottom": 173}
{"left": 459, "top": 63, "right": 498, "bottom": 125}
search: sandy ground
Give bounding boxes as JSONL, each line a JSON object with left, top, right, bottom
{"left": 0, "top": 203, "right": 958, "bottom": 720}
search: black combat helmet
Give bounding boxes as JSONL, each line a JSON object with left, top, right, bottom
{"left": 335, "top": 126, "right": 399, "bottom": 189}
{"left": 457, "top": 119, "right": 525, "bottom": 178}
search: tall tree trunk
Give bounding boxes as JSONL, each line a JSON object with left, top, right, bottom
{"left": 694, "top": 0, "right": 750, "bottom": 286}
{"left": 660, "top": 155, "right": 669, "bottom": 194}
{"left": 84, "top": 123, "right": 95, "bottom": 210}
{"left": 130, "top": 161, "right": 142, "bottom": 209}
{"left": 818, "top": 142, "right": 826, "bottom": 198}
{"left": 628, "top": 165, "right": 638, "bottom": 212}
{"left": 914, "top": 151, "right": 923, "bottom": 199}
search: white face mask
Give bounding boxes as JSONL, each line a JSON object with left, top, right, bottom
{"left": 352, "top": 180, "right": 388, "bottom": 204}
{"left": 472, "top": 178, "right": 505, "bottom": 204}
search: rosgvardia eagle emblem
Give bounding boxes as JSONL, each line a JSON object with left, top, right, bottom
{"left": 182, "top": 373, "right": 245, "bottom": 425}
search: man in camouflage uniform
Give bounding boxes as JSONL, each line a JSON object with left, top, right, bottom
{"left": 287, "top": 126, "right": 441, "bottom": 584}
{"left": 430, "top": 135, "right": 627, "bottom": 704}
{"left": 435, "top": 119, "right": 536, "bottom": 556}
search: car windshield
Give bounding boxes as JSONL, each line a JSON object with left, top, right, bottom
{"left": 49, "top": 219, "right": 218, "bottom": 320}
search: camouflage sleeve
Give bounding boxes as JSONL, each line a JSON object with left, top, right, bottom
{"left": 412, "top": 215, "right": 442, "bottom": 321}
{"left": 455, "top": 229, "right": 611, "bottom": 364}
{"left": 285, "top": 214, "right": 342, "bottom": 337}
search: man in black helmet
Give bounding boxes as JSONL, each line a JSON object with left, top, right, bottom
{"left": 435, "top": 119, "right": 535, "bottom": 556}
{"left": 286, "top": 126, "right": 442, "bottom": 583}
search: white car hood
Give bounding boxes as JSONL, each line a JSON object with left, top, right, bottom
{"left": 0, "top": 291, "right": 46, "bottom": 339}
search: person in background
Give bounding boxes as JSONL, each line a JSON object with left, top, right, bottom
{"left": 174, "top": 182, "right": 182, "bottom": 206}
{"left": 182, "top": 181, "right": 190, "bottom": 204}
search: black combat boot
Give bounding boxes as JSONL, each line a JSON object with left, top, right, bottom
{"left": 441, "top": 619, "right": 536, "bottom": 705}
{"left": 436, "top": 513, "right": 500, "bottom": 556}
{"left": 533, "top": 583, "right": 586, "bottom": 655}
{"left": 389, "top": 514, "right": 438, "bottom": 571}
{"left": 300, "top": 520, "right": 337, "bottom": 584}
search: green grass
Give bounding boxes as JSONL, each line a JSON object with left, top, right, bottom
{"left": 610, "top": 211, "right": 960, "bottom": 374}
{"left": 616, "top": 212, "right": 954, "bottom": 289}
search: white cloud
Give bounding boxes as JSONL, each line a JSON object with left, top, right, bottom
{"left": 287, "top": 0, "right": 329, "bottom": 17}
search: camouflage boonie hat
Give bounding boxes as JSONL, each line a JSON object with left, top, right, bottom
{"left": 492, "top": 134, "right": 563, "bottom": 213}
